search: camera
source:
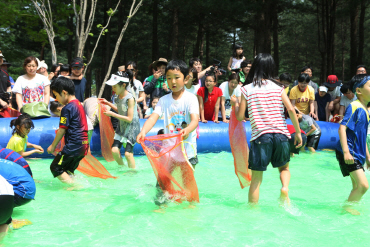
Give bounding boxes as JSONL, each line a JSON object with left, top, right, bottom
{"left": 210, "top": 59, "right": 227, "bottom": 75}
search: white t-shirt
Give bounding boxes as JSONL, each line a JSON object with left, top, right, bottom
{"left": 184, "top": 84, "right": 200, "bottom": 95}
{"left": 0, "top": 175, "right": 14, "bottom": 196}
{"left": 153, "top": 91, "right": 199, "bottom": 159}
{"left": 13, "top": 74, "right": 51, "bottom": 105}
{"left": 340, "top": 95, "right": 357, "bottom": 110}
{"left": 127, "top": 79, "right": 144, "bottom": 99}
{"left": 327, "top": 86, "right": 341, "bottom": 101}
{"left": 218, "top": 81, "right": 241, "bottom": 118}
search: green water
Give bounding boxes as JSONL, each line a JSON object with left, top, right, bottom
{"left": 3, "top": 151, "right": 370, "bottom": 246}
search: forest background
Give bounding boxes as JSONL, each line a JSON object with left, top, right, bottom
{"left": 0, "top": 0, "right": 369, "bottom": 98}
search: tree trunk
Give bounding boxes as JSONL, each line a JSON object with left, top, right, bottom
{"left": 350, "top": 0, "right": 360, "bottom": 75}
{"left": 152, "top": 0, "right": 159, "bottom": 61}
{"left": 193, "top": 16, "right": 204, "bottom": 58}
{"left": 357, "top": 0, "right": 366, "bottom": 65}
{"left": 272, "top": 2, "right": 279, "bottom": 75}
{"left": 254, "top": 0, "right": 272, "bottom": 54}
{"left": 171, "top": 8, "right": 179, "bottom": 59}
{"left": 206, "top": 29, "right": 210, "bottom": 67}
{"left": 67, "top": 15, "right": 73, "bottom": 63}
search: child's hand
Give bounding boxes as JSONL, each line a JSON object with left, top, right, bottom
{"left": 294, "top": 133, "right": 303, "bottom": 148}
{"left": 103, "top": 111, "right": 113, "bottom": 117}
{"left": 153, "top": 70, "right": 162, "bottom": 79}
{"left": 35, "top": 149, "right": 44, "bottom": 154}
{"left": 180, "top": 128, "right": 189, "bottom": 140}
{"left": 201, "top": 119, "right": 208, "bottom": 123}
{"left": 214, "top": 119, "right": 220, "bottom": 123}
{"left": 223, "top": 119, "right": 229, "bottom": 123}
{"left": 0, "top": 100, "right": 8, "bottom": 109}
{"left": 344, "top": 152, "right": 354, "bottom": 164}
{"left": 35, "top": 145, "right": 44, "bottom": 152}
{"left": 162, "top": 83, "right": 168, "bottom": 91}
{"left": 47, "top": 145, "right": 55, "bottom": 154}
{"left": 136, "top": 132, "right": 146, "bottom": 144}
{"left": 230, "top": 95, "right": 237, "bottom": 106}
{"left": 98, "top": 98, "right": 109, "bottom": 105}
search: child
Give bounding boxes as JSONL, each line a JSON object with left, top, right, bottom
{"left": 234, "top": 53, "right": 302, "bottom": 204}
{"left": 98, "top": 71, "right": 140, "bottom": 169}
{"left": 314, "top": 86, "right": 331, "bottom": 121}
{"left": 297, "top": 112, "right": 321, "bottom": 152}
{"left": 336, "top": 75, "right": 370, "bottom": 215}
{"left": 239, "top": 60, "right": 252, "bottom": 85}
{"left": 6, "top": 114, "right": 44, "bottom": 157}
{"left": 137, "top": 59, "right": 199, "bottom": 208}
{"left": 219, "top": 73, "right": 241, "bottom": 123}
{"left": 227, "top": 44, "right": 245, "bottom": 72}
{"left": 144, "top": 97, "right": 159, "bottom": 119}
{"left": 184, "top": 68, "right": 200, "bottom": 95}
{"left": 47, "top": 77, "right": 89, "bottom": 184}
{"left": 289, "top": 73, "right": 316, "bottom": 119}
{"left": 69, "top": 58, "right": 86, "bottom": 103}
{"left": 50, "top": 101, "right": 94, "bottom": 144}
{"left": 197, "top": 72, "right": 223, "bottom": 123}
{"left": 338, "top": 80, "right": 358, "bottom": 121}
{"left": 59, "top": 64, "right": 70, "bottom": 77}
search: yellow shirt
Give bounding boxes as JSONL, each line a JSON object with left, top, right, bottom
{"left": 6, "top": 134, "right": 28, "bottom": 153}
{"left": 289, "top": 85, "right": 315, "bottom": 114}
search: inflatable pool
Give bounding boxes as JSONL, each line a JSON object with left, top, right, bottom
{"left": 0, "top": 118, "right": 340, "bottom": 158}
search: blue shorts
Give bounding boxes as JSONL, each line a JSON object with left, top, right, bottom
{"left": 249, "top": 133, "right": 290, "bottom": 171}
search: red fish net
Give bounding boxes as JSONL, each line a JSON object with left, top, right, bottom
{"left": 0, "top": 107, "right": 21, "bottom": 118}
{"left": 141, "top": 133, "right": 199, "bottom": 203}
{"left": 54, "top": 130, "right": 116, "bottom": 179}
{"left": 98, "top": 103, "right": 115, "bottom": 162}
{"left": 229, "top": 106, "right": 252, "bottom": 189}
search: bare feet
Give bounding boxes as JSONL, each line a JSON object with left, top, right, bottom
{"left": 153, "top": 206, "right": 167, "bottom": 213}
{"left": 280, "top": 187, "right": 290, "bottom": 204}
{"left": 343, "top": 204, "right": 361, "bottom": 215}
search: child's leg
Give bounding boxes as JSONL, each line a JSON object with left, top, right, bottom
{"left": 278, "top": 163, "right": 290, "bottom": 201}
{"left": 125, "top": 152, "right": 135, "bottom": 169}
{"left": 307, "top": 147, "right": 316, "bottom": 152}
{"left": 112, "top": 146, "right": 125, "bottom": 166}
{"left": 348, "top": 169, "right": 369, "bottom": 202}
{"left": 57, "top": 172, "right": 74, "bottom": 184}
{"left": 248, "top": 170, "right": 263, "bottom": 203}
{"left": 0, "top": 224, "right": 8, "bottom": 242}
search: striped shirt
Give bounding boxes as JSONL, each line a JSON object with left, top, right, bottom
{"left": 241, "top": 80, "right": 290, "bottom": 141}
{"left": 0, "top": 174, "right": 14, "bottom": 196}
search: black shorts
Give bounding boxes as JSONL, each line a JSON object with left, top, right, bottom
{"left": 0, "top": 195, "right": 13, "bottom": 225}
{"left": 13, "top": 193, "right": 32, "bottom": 208}
{"left": 112, "top": 140, "right": 134, "bottom": 153}
{"left": 249, "top": 133, "right": 290, "bottom": 171}
{"left": 289, "top": 133, "right": 307, "bottom": 154}
{"left": 50, "top": 153, "right": 85, "bottom": 178}
{"left": 336, "top": 150, "right": 364, "bottom": 177}
{"left": 306, "top": 133, "right": 321, "bottom": 149}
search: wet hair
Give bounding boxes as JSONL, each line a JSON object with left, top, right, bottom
{"left": 166, "top": 59, "right": 189, "bottom": 78}
{"left": 189, "top": 57, "right": 201, "bottom": 68}
{"left": 241, "top": 60, "right": 252, "bottom": 68}
{"left": 50, "top": 101, "right": 63, "bottom": 113}
{"left": 10, "top": 114, "right": 34, "bottom": 138}
{"left": 116, "top": 70, "right": 135, "bottom": 91}
{"left": 228, "top": 73, "right": 240, "bottom": 83}
{"left": 233, "top": 44, "right": 244, "bottom": 59}
{"left": 245, "top": 53, "right": 283, "bottom": 87}
{"left": 297, "top": 73, "right": 310, "bottom": 83}
{"left": 189, "top": 68, "right": 198, "bottom": 85}
{"left": 349, "top": 74, "right": 367, "bottom": 92}
{"left": 203, "top": 72, "right": 217, "bottom": 103}
{"left": 59, "top": 64, "right": 70, "bottom": 75}
{"left": 279, "top": 73, "right": 292, "bottom": 84}
{"left": 51, "top": 76, "right": 75, "bottom": 95}
{"left": 23, "top": 56, "right": 38, "bottom": 70}
{"left": 301, "top": 65, "right": 313, "bottom": 74}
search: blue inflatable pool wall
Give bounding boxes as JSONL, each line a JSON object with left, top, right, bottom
{"left": 0, "top": 118, "right": 340, "bottom": 158}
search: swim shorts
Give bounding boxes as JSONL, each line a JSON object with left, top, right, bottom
{"left": 50, "top": 152, "right": 85, "bottom": 178}
{"left": 335, "top": 150, "right": 364, "bottom": 177}
{"left": 0, "top": 195, "right": 13, "bottom": 225}
{"left": 306, "top": 133, "right": 321, "bottom": 150}
{"left": 289, "top": 133, "right": 307, "bottom": 154}
{"left": 249, "top": 133, "right": 290, "bottom": 171}
{"left": 13, "top": 193, "right": 32, "bottom": 208}
{"left": 112, "top": 140, "right": 134, "bottom": 153}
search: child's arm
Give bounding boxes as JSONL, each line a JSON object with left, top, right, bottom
{"left": 214, "top": 97, "right": 221, "bottom": 123}
{"left": 136, "top": 113, "right": 160, "bottom": 143}
{"left": 197, "top": 95, "right": 207, "bottom": 123}
{"left": 305, "top": 124, "right": 316, "bottom": 136}
{"left": 338, "top": 125, "right": 354, "bottom": 164}
{"left": 44, "top": 85, "right": 50, "bottom": 105}
{"left": 98, "top": 98, "right": 118, "bottom": 112}
{"left": 16, "top": 93, "right": 23, "bottom": 111}
{"left": 220, "top": 97, "right": 228, "bottom": 123}
{"left": 309, "top": 100, "right": 317, "bottom": 120}
{"left": 137, "top": 91, "right": 145, "bottom": 103}
{"left": 18, "top": 149, "right": 43, "bottom": 157}
{"left": 366, "top": 143, "right": 370, "bottom": 170}
{"left": 314, "top": 101, "right": 318, "bottom": 119}
{"left": 180, "top": 113, "right": 199, "bottom": 140}
{"left": 282, "top": 90, "right": 302, "bottom": 148}
{"left": 104, "top": 98, "right": 135, "bottom": 123}
{"left": 27, "top": 142, "right": 44, "bottom": 152}
{"left": 235, "top": 94, "right": 247, "bottom": 122}
{"left": 339, "top": 105, "right": 345, "bottom": 121}
{"left": 47, "top": 128, "right": 66, "bottom": 154}
{"left": 325, "top": 102, "right": 330, "bottom": 121}
{"left": 227, "top": 57, "right": 233, "bottom": 71}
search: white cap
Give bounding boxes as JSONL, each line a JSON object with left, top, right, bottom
{"left": 319, "top": 86, "right": 328, "bottom": 92}
{"left": 39, "top": 60, "right": 48, "bottom": 69}
{"left": 0, "top": 51, "right": 3, "bottom": 58}
{"left": 106, "top": 74, "right": 129, "bottom": 86}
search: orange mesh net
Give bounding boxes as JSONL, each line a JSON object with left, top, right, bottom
{"left": 98, "top": 103, "right": 115, "bottom": 162}
{"left": 229, "top": 106, "right": 252, "bottom": 189}
{"left": 141, "top": 133, "right": 199, "bottom": 203}
{"left": 53, "top": 130, "right": 116, "bottom": 179}
{"left": 0, "top": 107, "right": 21, "bottom": 118}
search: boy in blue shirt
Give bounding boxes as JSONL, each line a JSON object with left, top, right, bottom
{"left": 336, "top": 75, "right": 370, "bottom": 214}
{"left": 47, "top": 77, "right": 89, "bottom": 184}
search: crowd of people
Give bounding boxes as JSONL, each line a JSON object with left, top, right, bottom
{"left": 0, "top": 44, "right": 370, "bottom": 239}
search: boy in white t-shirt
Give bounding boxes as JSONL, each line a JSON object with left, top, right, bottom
{"left": 219, "top": 73, "right": 241, "bottom": 123}
{"left": 137, "top": 60, "right": 199, "bottom": 165}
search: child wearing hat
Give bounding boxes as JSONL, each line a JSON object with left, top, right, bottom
{"left": 314, "top": 86, "right": 331, "bottom": 121}
{"left": 324, "top": 75, "right": 342, "bottom": 116}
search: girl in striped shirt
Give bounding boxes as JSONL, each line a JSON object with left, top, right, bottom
{"left": 235, "top": 53, "right": 302, "bottom": 204}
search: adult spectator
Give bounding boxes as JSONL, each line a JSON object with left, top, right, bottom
{"left": 338, "top": 76, "right": 362, "bottom": 121}
{"left": 0, "top": 59, "right": 14, "bottom": 88}
{"left": 12, "top": 56, "right": 50, "bottom": 111}
{"left": 356, "top": 65, "right": 367, "bottom": 75}
{"left": 323, "top": 75, "right": 341, "bottom": 116}
{"left": 314, "top": 86, "right": 331, "bottom": 122}
{"left": 189, "top": 57, "right": 213, "bottom": 87}
{"left": 69, "top": 58, "right": 86, "bottom": 102}
{"left": 239, "top": 60, "right": 252, "bottom": 85}
{"left": 293, "top": 65, "right": 318, "bottom": 93}
{"left": 0, "top": 52, "right": 11, "bottom": 110}
{"left": 289, "top": 73, "right": 316, "bottom": 119}
{"left": 36, "top": 59, "right": 49, "bottom": 78}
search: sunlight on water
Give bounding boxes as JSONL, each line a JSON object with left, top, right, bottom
{"left": 4, "top": 150, "right": 370, "bottom": 246}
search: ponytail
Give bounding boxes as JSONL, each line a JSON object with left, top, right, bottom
{"left": 10, "top": 114, "right": 34, "bottom": 138}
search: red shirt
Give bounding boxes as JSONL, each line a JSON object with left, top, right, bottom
{"left": 286, "top": 124, "right": 306, "bottom": 135}
{"left": 197, "top": 86, "right": 223, "bottom": 121}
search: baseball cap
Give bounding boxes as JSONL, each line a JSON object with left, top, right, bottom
{"left": 319, "top": 86, "right": 328, "bottom": 92}
{"left": 71, "top": 61, "right": 83, "bottom": 68}
{"left": 106, "top": 74, "right": 129, "bottom": 86}
{"left": 324, "top": 75, "right": 341, "bottom": 87}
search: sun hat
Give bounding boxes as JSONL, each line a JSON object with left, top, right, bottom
{"left": 106, "top": 74, "right": 129, "bottom": 86}
{"left": 153, "top": 58, "right": 168, "bottom": 68}
{"left": 324, "top": 75, "right": 341, "bottom": 87}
